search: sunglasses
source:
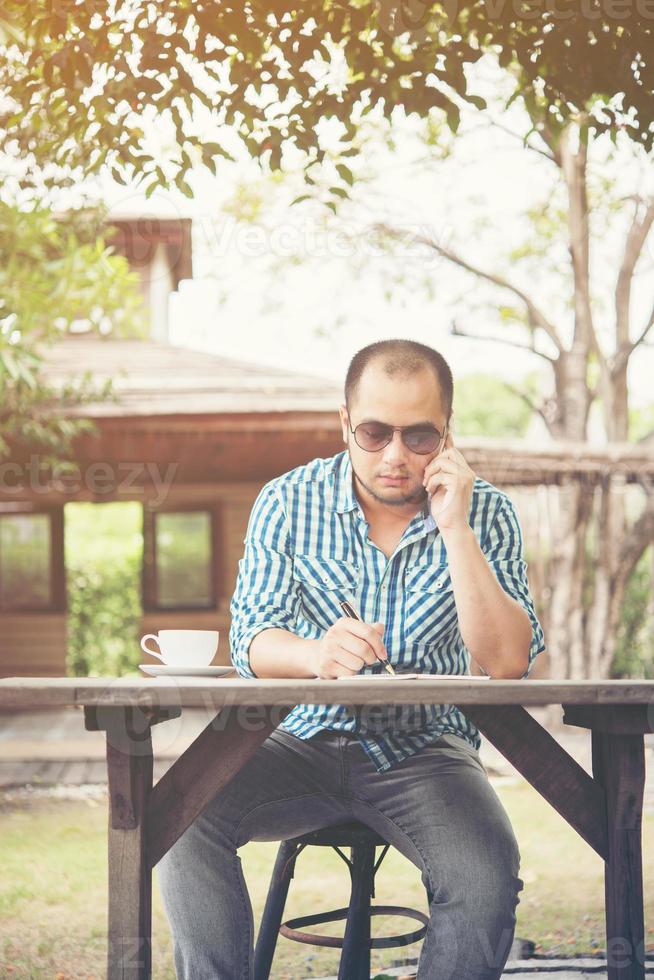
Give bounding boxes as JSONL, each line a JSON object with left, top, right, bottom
{"left": 349, "top": 419, "right": 445, "bottom": 455}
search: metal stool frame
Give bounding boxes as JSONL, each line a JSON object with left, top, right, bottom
{"left": 254, "top": 820, "right": 431, "bottom": 980}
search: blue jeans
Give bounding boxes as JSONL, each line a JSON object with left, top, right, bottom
{"left": 156, "top": 727, "right": 524, "bottom": 979}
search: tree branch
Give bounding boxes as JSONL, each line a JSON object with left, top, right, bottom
{"left": 614, "top": 198, "right": 654, "bottom": 354}
{"left": 610, "top": 299, "right": 654, "bottom": 376}
{"left": 375, "top": 223, "right": 566, "bottom": 354}
{"left": 615, "top": 491, "right": 654, "bottom": 594}
{"left": 630, "top": 301, "right": 654, "bottom": 353}
{"left": 556, "top": 121, "right": 612, "bottom": 431}
{"left": 535, "top": 119, "right": 564, "bottom": 165}
{"left": 500, "top": 379, "right": 553, "bottom": 430}
{"left": 478, "top": 118, "right": 556, "bottom": 162}
{"left": 559, "top": 127, "right": 595, "bottom": 345}
{"left": 450, "top": 319, "right": 556, "bottom": 362}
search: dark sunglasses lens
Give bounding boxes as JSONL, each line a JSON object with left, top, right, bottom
{"left": 355, "top": 422, "right": 393, "bottom": 450}
{"left": 403, "top": 429, "right": 441, "bottom": 454}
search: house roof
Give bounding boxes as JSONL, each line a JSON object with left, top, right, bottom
{"left": 107, "top": 217, "right": 193, "bottom": 288}
{"left": 41, "top": 336, "right": 343, "bottom": 418}
{"left": 33, "top": 336, "right": 654, "bottom": 487}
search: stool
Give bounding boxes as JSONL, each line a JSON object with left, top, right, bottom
{"left": 253, "top": 819, "right": 431, "bottom": 980}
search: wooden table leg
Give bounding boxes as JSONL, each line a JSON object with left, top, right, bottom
{"left": 461, "top": 702, "right": 648, "bottom": 978}
{"left": 591, "top": 729, "right": 646, "bottom": 980}
{"left": 457, "top": 703, "right": 608, "bottom": 857}
{"left": 562, "top": 704, "right": 650, "bottom": 980}
{"left": 85, "top": 701, "right": 294, "bottom": 978}
{"left": 84, "top": 705, "right": 177, "bottom": 980}
{"left": 147, "top": 703, "right": 295, "bottom": 867}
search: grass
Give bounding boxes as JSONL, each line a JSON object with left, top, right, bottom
{"left": 0, "top": 781, "right": 653, "bottom": 979}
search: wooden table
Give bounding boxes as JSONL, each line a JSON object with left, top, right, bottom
{"left": 1, "top": 676, "right": 652, "bottom": 979}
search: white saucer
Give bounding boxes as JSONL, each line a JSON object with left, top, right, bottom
{"left": 139, "top": 664, "right": 236, "bottom": 678}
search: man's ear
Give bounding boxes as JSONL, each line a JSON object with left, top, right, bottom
{"left": 338, "top": 404, "right": 349, "bottom": 445}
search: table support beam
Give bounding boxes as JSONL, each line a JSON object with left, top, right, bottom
{"left": 457, "top": 703, "right": 608, "bottom": 859}
{"left": 146, "top": 703, "right": 296, "bottom": 868}
{"left": 563, "top": 704, "right": 652, "bottom": 735}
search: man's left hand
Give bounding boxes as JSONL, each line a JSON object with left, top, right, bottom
{"left": 422, "top": 431, "right": 475, "bottom": 532}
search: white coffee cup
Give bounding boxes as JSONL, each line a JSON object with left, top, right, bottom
{"left": 140, "top": 629, "right": 219, "bottom": 667}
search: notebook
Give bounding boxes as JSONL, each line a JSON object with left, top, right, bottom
{"left": 338, "top": 673, "right": 490, "bottom": 680}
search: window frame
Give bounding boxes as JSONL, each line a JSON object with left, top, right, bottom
{"left": 0, "top": 505, "right": 65, "bottom": 614}
{"left": 142, "top": 502, "right": 221, "bottom": 613}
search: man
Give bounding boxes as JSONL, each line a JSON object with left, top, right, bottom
{"left": 157, "top": 339, "right": 546, "bottom": 979}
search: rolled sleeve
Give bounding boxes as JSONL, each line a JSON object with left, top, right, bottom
{"left": 483, "top": 496, "right": 546, "bottom": 678}
{"left": 229, "top": 481, "right": 301, "bottom": 678}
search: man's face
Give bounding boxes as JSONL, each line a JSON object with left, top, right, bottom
{"left": 339, "top": 361, "right": 449, "bottom": 510}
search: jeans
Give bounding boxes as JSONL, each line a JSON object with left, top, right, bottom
{"left": 156, "top": 727, "right": 524, "bottom": 980}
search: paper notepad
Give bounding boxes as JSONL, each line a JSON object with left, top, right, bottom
{"left": 338, "top": 673, "right": 490, "bottom": 680}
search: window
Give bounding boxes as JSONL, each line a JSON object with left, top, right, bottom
{"left": 0, "top": 507, "right": 64, "bottom": 612}
{"left": 143, "top": 506, "right": 218, "bottom": 611}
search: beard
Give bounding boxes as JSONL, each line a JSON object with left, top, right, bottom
{"left": 351, "top": 462, "right": 429, "bottom": 509}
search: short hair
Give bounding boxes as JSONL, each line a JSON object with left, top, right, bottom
{"left": 344, "top": 339, "right": 454, "bottom": 421}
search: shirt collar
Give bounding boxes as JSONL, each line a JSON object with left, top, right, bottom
{"left": 333, "top": 450, "right": 359, "bottom": 514}
{"left": 332, "top": 450, "right": 436, "bottom": 532}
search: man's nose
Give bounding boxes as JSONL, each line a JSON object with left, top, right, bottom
{"left": 380, "top": 430, "right": 409, "bottom": 465}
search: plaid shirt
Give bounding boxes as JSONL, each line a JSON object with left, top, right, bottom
{"left": 230, "top": 449, "right": 545, "bottom": 773}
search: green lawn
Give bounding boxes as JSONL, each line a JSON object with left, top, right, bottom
{"left": 1, "top": 781, "right": 653, "bottom": 979}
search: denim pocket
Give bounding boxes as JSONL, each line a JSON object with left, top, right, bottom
{"left": 434, "top": 732, "right": 487, "bottom": 774}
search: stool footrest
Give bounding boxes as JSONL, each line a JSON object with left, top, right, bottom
{"left": 280, "top": 904, "right": 429, "bottom": 950}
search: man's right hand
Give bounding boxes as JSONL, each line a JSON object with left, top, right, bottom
{"left": 309, "top": 619, "right": 388, "bottom": 679}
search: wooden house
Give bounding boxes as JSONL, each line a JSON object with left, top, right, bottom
{"left": 0, "top": 334, "right": 345, "bottom": 676}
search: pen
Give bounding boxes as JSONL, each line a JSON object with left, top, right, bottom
{"left": 339, "top": 600, "right": 396, "bottom": 675}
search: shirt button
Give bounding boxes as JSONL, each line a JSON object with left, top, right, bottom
{"left": 381, "top": 584, "right": 387, "bottom": 591}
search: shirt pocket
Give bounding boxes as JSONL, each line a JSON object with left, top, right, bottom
{"left": 403, "top": 561, "right": 458, "bottom": 645}
{"left": 292, "top": 554, "right": 359, "bottom": 629}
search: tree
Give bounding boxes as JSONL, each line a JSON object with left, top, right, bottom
{"left": 0, "top": 203, "right": 145, "bottom": 462}
{"left": 211, "top": 91, "right": 654, "bottom": 681}
{"left": 0, "top": 1, "right": 652, "bottom": 205}
{"left": 367, "top": 95, "right": 654, "bottom": 681}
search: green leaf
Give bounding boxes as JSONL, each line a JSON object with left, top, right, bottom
{"left": 1, "top": 350, "right": 20, "bottom": 380}
{"left": 202, "top": 141, "right": 236, "bottom": 162}
{"left": 336, "top": 163, "right": 354, "bottom": 185}
{"left": 175, "top": 173, "right": 194, "bottom": 198}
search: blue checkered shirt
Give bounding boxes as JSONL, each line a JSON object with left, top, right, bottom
{"left": 230, "top": 449, "right": 545, "bottom": 773}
